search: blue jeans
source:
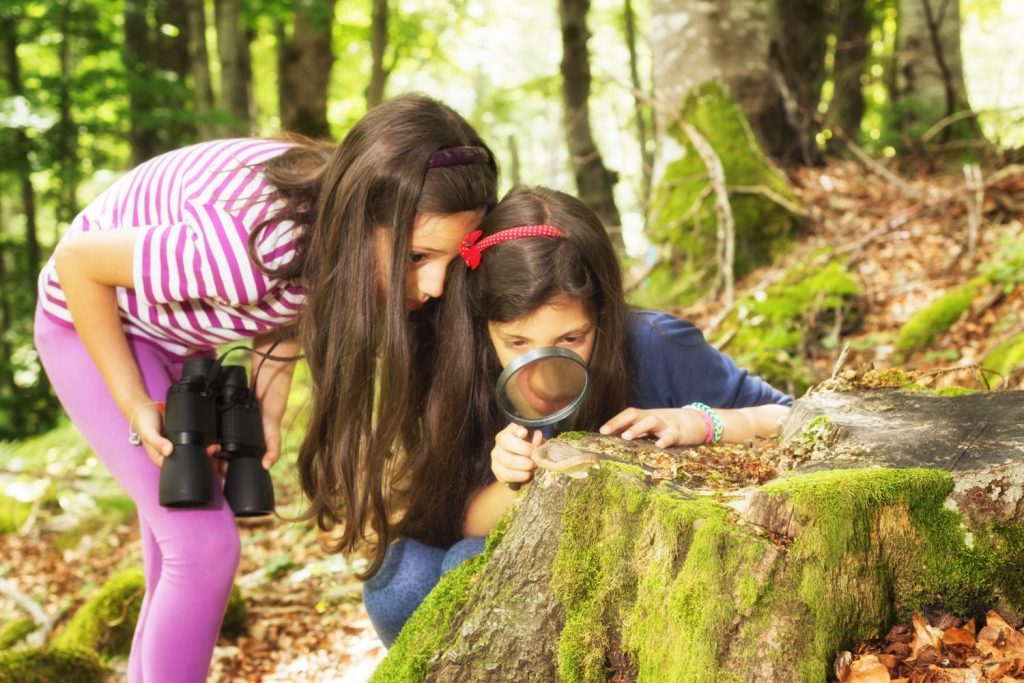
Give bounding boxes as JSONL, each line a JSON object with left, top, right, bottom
{"left": 362, "top": 536, "right": 486, "bottom": 647}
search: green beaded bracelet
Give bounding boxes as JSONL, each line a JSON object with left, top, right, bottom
{"left": 686, "top": 402, "right": 723, "bottom": 444}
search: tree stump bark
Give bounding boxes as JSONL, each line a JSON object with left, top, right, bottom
{"left": 372, "top": 390, "right": 1024, "bottom": 683}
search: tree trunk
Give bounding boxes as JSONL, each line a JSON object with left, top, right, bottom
{"left": 55, "top": 0, "right": 79, "bottom": 224}
{"left": 558, "top": 0, "right": 624, "bottom": 254}
{"left": 893, "top": 0, "right": 983, "bottom": 149}
{"left": 2, "top": 15, "right": 40, "bottom": 279}
{"left": 651, "top": 0, "right": 804, "bottom": 165}
{"left": 772, "top": 0, "right": 829, "bottom": 166}
{"left": 124, "top": 0, "right": 162, "bottom": 164}
{"left": 214, "top": 0, "right": 252, "bottom": 136}
{"left": 827, "top": 1, "right": 873, "bottom": 143}
{"left": 375, "top": 389, "right": 1024, "bottom": 682}
{"left": 367, "top": 0, "right": 389, "bottom": 109}
{"left": 185, "top": 0, "right": 216, "bottom": 139}
{"left": 276, "top": 0, "right": 335, "bottom": 138}
{"left": 622, "top": 0, "right": 653, "bottom": 217}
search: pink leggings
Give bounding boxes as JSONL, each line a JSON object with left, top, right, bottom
{"left": 34, "top": 307, "right": 240, "bottom": 682}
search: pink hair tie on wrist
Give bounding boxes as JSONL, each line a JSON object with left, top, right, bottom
{"left": 685, "top": 402, "right": 723, "bottom": 444}
{"left": 459, "top": 225, "right": 565, "bottom": 270}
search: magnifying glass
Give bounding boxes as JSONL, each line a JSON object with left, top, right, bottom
{"left": 494, "top": 347, "right": 589, "bottom": 488}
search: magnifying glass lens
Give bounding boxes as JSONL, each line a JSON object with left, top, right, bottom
{"left": 495, "top": 348, "right": 589, "bottom": 428}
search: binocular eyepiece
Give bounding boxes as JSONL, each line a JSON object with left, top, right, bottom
{"left": 158, "top": 358, "right": 275, "bottom": 517}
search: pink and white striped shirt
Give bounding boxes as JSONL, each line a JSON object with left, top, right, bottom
{"left": 38, "top": 139, "right": 307, "bottom": 359}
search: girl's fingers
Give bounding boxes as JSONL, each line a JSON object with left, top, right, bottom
{"left": 497, "top": 430, "right": 535, "bottom": 457}
{"left": 622, "top": 414, "right": 661, "bottom": 440}
{"left": 655, "top": 431, "right": 681, "bottom": 449}
{"left": 531, "top": 430, "right": 545, "bottom": 446}
{"left": 495, "top": 450, "right": 536, "bottom": 473}
{"left": 494, "top": 463, "right": 534, "bottom": 484}
{"left": 599, "top": 408, "right": 640, "bottom": 435}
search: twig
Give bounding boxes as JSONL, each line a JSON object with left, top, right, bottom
{"left": 0, "top": 576, "right": 53, "bottom": 643}
{"left": 598, "top": 68, "right": 740, "bottom": 307}
{"left": 728, "top": 184, "right": 809, "bottom": 218}
{"left": 681, "top": 121, "right": 735, "bottom": 306}
{"left": 962, "top": 163, "right": 984, "bottom": 261}
{"left": 986, "top": 164, "right": 1024, "bottom": 186}
{"left": 818, "top": 115, "right": 921, "bottom": 199}
{"left": 830, "top": 342, "right": 852, "bottom": 380}
{"left": 920, "top": 109, "right": 980, "bottom": 143}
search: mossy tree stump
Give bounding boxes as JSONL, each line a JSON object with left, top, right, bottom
{"left": 374, "top": 390, "right": 1024, "bottom": 682}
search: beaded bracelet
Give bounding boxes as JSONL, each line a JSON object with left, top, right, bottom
{"left": 684, "top": 402, "right": 723, "bottom": 444}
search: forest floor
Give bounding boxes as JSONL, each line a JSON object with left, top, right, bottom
{"left": 1, "top": 158, "right": 1022, "bottom": 682}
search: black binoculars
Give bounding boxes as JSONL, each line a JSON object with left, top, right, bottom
{"left": 158, "top": 357, "right": 274, "bottom": 517}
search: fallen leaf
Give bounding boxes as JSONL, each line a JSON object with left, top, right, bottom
{"left": 848, "top": 655, "right": 891, "bottom": 683}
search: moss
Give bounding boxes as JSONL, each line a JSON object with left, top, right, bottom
{"left": 0, "top": 646, "right": 105, "bottom": 683}
{"left": 370, "top": 516, "right": 511, "bottom": 682}
{"left": 716, "top": 257, "right": 861, "bottom": 396}
{"left": 52, "top": 568, "right": 145, "bottom": 658}
{"left": 982, "top": 332, "right": 1024, "bottom": 388}
{"left": 931, "top": 386, "right": 977, "bottom": 397}
{"left": 0, "top": 620, "right": 35, "bottom": 650}
{"left": 556, "top": 466, "right": 1007, "bottom": 682}
{"left": 0, "top": 494, "right": 31, "bottom": 534}
{"left": 221, "top": 585, "right": 248, "bottom": 639}
{"left": 643, "top": 81, "right": 803, "bottom": 307}
{"left": 379, "top": 462, "right": 1024, "bottom": 682}
{"left": 894, "top": 280, "right": 984, "bottom": 354}
{"left": 761, "top": 467, "right": 995, "bottom": 676}
{"left": 51, "top": 567, "right": 247, "bottom": 658}
{"left": 860, "top": 368, "right": 916, "bottom": 389}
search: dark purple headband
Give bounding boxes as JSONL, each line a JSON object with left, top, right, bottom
{"left": 427, "top": 145, "right": 491, "bottom": 169}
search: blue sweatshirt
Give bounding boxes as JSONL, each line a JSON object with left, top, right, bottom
{"left": 627, "top": 311, "right": 792, "bottom": 409}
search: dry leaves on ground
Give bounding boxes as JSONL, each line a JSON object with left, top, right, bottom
{"left": 836, "top": 610, "right": 1024, "bottom": 683}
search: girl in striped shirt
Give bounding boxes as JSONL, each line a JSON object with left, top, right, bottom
{"left": 34, "top": 94, "right": 497, "bottom": 682}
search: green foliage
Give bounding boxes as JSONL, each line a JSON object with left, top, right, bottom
{"left": 981, "top": 332, "right": 1024, "bottom": 388}
{"left": 931, "top": 386, "right": 977, "bottom": 397}
{"left": 0, "top": 646, "right": 105, "bottom": 683}
{"left": 643, "top": 82, "right": 804, "bottom": 307}
{"left": 894, "top": 279, "right": 984, "bottom": 354}
{"left": 0, "top": 620, "right": 35, "bottom": 650}
{"left": 51, "top": 567, "right": 247, "bottom": 660}
{"left": 51, "top": 568, "right": 145, "bottom": 658}
{"left": 719, "top": 257, "right": 862, "bottom": 397}
{"left": 0, "top": 494, "right": 31, "bottom": 534}
{"left": 981, "top": 227, "right": 1024, "bottom": 290}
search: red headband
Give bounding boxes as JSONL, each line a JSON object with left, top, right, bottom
{"left": 459, "top": 225, "right": 565, "bottom": 270}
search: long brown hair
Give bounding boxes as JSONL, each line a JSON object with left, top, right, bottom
{"left": 402, "top": 187, "right": 631, "bottom": 548}
{"left": 250, "top": 95, "right": 498, "bottom": 578}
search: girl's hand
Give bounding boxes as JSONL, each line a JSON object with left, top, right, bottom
{"left": 132, "top": 401, "right": 222, "bottom": 468}
{"left": 131, "top": 402, "right": 173, "bottom": 467}
{"left": 599, "top": 407, "right": 704, "bottom": 448}
{"left": 261, "top": 415, "right": 282, "bottom": 471}
{"left": 491, "top": 423, "right": 544, "bottom": 485}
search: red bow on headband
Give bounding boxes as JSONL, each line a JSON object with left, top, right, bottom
{"left": 459, "top": 225, "right": 565, "bottom": 270}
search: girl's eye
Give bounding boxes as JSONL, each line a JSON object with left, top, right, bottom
{"left": 409, "top": 252, "right": 427, "bottom": 264}
{"left": 507, "top": 340, "right": 528, "bottom": 349}
{"left": 562, "top": 336, "right": 580, "bottom": 345}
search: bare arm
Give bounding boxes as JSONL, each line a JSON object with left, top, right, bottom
{"left": 600, "top": 403, "right": 791, "bottom": 448}
{"left": 53, "top": 229, "right": 173, "bottom": 464}
{"left": 463, "top": 481, "right": 518, "bottom": 537}
{"left": 251, "top": 328, "right": 301, "bottom": 470}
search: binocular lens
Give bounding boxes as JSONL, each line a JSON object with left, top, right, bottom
{"left": 159, "top": 443, "right": 215, "bottom": 507}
